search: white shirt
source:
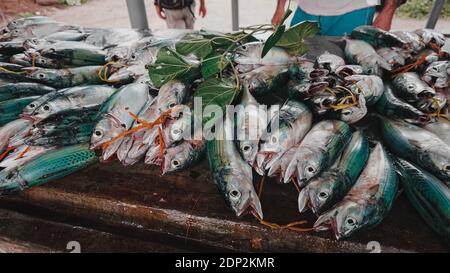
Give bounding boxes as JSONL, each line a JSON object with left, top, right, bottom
{"left": 298, "top": 0, "right": 380, "bottom": 16}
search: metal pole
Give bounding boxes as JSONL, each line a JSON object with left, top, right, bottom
{"left": 426, "top": 0, "right": 445, "bottom": 29}
{"left": 126, "top": 0, "right": 149, "bottom": 30}
{"left": 231, "top": 0, "right": 239, "bottom": 31}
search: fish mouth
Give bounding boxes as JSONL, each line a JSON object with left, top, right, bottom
{"left": 236, "top": 194, "right": 263, "bottom": 220}
{"left": 19, "top": 114, "right": 39, "bottom": 123}
{"left": 417, "top": 88, "right": 435, "bottom": 99}
{"left": 313, "top": 213, "right": 337, "bottom": 234}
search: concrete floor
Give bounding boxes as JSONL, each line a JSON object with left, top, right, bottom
{"left": 48, "top": 0, "right": 450, "bottom": 33}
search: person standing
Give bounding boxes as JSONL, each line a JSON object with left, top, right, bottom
{"left": 272, "top": 0, "right": 406, "bottom": 36}
{"left": 154, "top": 0, "right": 207, "bottom": 29}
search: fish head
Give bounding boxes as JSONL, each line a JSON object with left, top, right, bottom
{"left": 234, "top": 42, "right": 262, "bottom": 59}
{"left": 303, "top": 173, "right": 337, "bottom": 214}
{"left": 238, "top": 140, "right": 259, "bottom": 165}
{"left": 90, "top": 117, "right": 124, "bottom": 150}
{"left": 26, "top": 68, "right": 61, "bottom": 86}
{"left": 157, "top": 81, "right": 187, "bottom": 113}
{"left": 311, "top": 94, "right": 337, "bottom": 115}
{"left": 340, "top": 95, "right": 367, "bottom": 124}
{"left": 314, "top": 199, "right": 370, "bottom": 240}
{"left": 161, "top": 145, "right": 191, "bottom": 175}
{"left": 316, "top": 52, "right": 345, "bottom": 73}
{"left": 31, "top": 99, "right": 64, "bottom": 120}
{"left": 225, "top": 176, "right": 263, "bottom": 220}
{"left": 293, "top": 148, "right": 323, "bottom": 186}
{"left": 0, "top": 167, "right": 25, "bottom": 195}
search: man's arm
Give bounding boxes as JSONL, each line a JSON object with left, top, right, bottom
{"left": 199, "top": 0, "right": 207, "bottom": 18}
{"left": 154, "top": 1, "right": 166, "bottom": 20}
{"left": 272, "top": 0, "right": 287, "bottom": 26}
{"left": 373, "top": 0, "right": 404, "bottom": 31}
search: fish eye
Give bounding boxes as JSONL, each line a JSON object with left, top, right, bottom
{"left": 43, "top": 105, "right": 51, "bottom": 112}
{"left": 172, "top": 128, "right": 182, "bottom": 135}
{"left": 28, "top": 103, "right": 36, "bottom": 109}
{"left": 171, "top": 159, "right": 180, "bottom": 167}
{"left": 241, "top": 45, "right": 247, "bottom": 51}
{"left": 243, "top": 145, "right": 251, "bottom": 152}
{"left": 407, "top": 84, "right": 415, "bottom": 90}
{"left": 366, "top": 68, "right": 373, "bottom": 74}
{"left": 229, "top": 189, "right": 241, "bottom": 199}
{"left": 306, "top": 166, "right": 316, "bottom": 174}
{"left": 342, "top": 110, "right": 352, "bottom": 116}
{"left": 271, "top": 136, "right": 277, "bottom": 143}
{"left": 318, "top": 191, "right": 329, "bottom": 199}
{"left": 168, "top": 102, "right": 176, "bottom": 108}
{"left": 445, "top": 165, "right": 450, "bottom": 172}
{"left": 130, "top": 54, "right": 137, "bottom": 60}
{"left": 345, "top": 217, "right": 357, "bottom": 227}
{"left": 94, "top": 130, "right": 103, "bottom": 137}
{"left": 38, "top": 73, "right": 46, "bottom": 79}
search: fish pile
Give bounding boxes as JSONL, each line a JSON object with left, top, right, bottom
{"left": 0, "top": 17, "right": 449, "bottom": 243}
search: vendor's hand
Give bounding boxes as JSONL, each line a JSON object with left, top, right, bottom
{"left": 155, "top": 5, "right": 166, "bottom": 20}
{"left": 373, "top": 13, "right": 391, "bottom": 31}
{"left": 199, "top": 5, "right": 207, "bottom": 18}
{"left": 271, "top": 8, "right": 284, "bottom": 26}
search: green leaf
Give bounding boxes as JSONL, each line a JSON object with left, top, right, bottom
{"left": 175, "top": 39, "right": 213, "bottom": 59}
{"left": 261, "top": 8, "right": 292, "bottom": 58}
{"left": 201, "top": 52, "right": 231, "bottom": 79}
{"left": 194, "top": 78, "right": 240, "bottom": 124}
{"left": 261, "top": 24, "right": 285, "bottom": 58}
{"left": 147, "top": 47, "right": 200, "bottom": 88}
{"left": 275, "top": 21, "right": 320, "bottom": 56}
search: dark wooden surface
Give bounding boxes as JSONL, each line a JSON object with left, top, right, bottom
{"left": 0, "top": 160, "right": 447, "bottom": 253}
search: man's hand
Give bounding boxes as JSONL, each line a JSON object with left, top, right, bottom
{"left": 199, "top": 0, "right": 206, "bottom": 17}
{"left": 373, "top": 0, "right": 398, "bottom": 31}
{"left": 155, "top": 4, "right": 166, "bottom": 20}
{"left": 272, "top": 0, "right": 287, "bottom": 26}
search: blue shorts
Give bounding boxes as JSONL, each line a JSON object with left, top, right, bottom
{"left": 290, "top": 6, "right": 376, "bottom": 36}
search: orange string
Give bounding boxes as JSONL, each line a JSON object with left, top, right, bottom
{"left": 0, "top": 146, "right": 15, "bottom": 161}
{"left": 258, "top": 175, "right": 266, "bottom": 198}
{"left": 15, "top": 146, "right": 30, "bottom": 160}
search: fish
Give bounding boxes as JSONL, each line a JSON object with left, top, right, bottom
{"left": 255, "top": 100, "right": 312, "bottom": 175}
{"left": 38, "top": 41, "right": 106, "bottom": 66}
{"left": 338, "top": 95, "right": 367, "bottom": 124}
{"left": 0, "top": 144, "right": 97, "bottom": 195}
{"left": 344, "top": 39, "right": 390, "bottom": 71}
{"left": 161, "top": 137, "right": 206, "bottom": 175}
{"left": 0, "top": 118, "right": 33, "bottom": 154}
{"left": 308, "top": 92, "right": 338, "bottom": 115}
{"left": 0, "top": 82, "right": 55, "bottom": 101}
{"left": 380, "top": 118, "right": 450, "bottom": 181}
{"left": 392, "top": 31, "right": 425, "bottom": 53}
{"left": 30, "top": 85, "right": 116, "bottom": 122}
{"left": 392, "top": 72, "right": 435, "bottom": 102}
{"left": 316, "top": 51, "right": 345, "bottom": 73}
{"left": 396, "top": 158, "right": 450, "bottom": 244}
{"left": 0, "top": 96, "right": 40, "bottom": 125}
{"left": 415, "top": 29, "right": 446, "bottom": 46}
{"left": 234, "top": 41, "right": 292, "bottom": 66}
{"left": 298, "top": 131, "right": 369, "bottom": 214}
{"left": 90, "top": 83, "right": 151, "bottom": 160}
{"left": 344, "top": 39, "right": 392, "bottom": 77}
{"left": 351, "top": 25, "right": 406, "bottom": 48}
{"left": 335, "top": 65, "right": 364, "bottom": 78}
{"left": 422, "top": 61, "right": 449, "bottom": 89}
{"left": 23, "top": 66, "right": 107, "bottom": 88}
{"left": 376, "top": 47, "right": 406, "bottom": 68}
{"left": 422, "top": 118, "right": 450, "bottom": 144}
{"left": 206, "top": 110, "right": 263, "bottom": 219}
{"left": 240, "top": 64, "right": 290, "bottom": 95}
{"left": 375, "top": 84, "right": 430, "bottom": 124}
{"left": 266, "top": 144, "right": 299, "bottom": 182}
{"left": 284, "top": 120, "right": 352, "bottom": 185}
{"left": 236, "top": 87, "right": 268, "bottom": 166}
{"left": 340, "top": 70, "right": 384, "bottom": 100}
{"left": 155, "top": 80, "right": 189, "bottom": 113}
{"left": 314, "top": 143, "right": 398, "bottom": 240}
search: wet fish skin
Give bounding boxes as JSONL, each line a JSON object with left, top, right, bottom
{"left": 314, "top": 143, "right": 398, "bottom": 240}
{"left": 0, "top": 118, "right": 33, "bottom": 154}
{"left": 284, "top": 120, "right": 353, "bottom": 185}
{"left": 344, "top": 39, "right": 392, "bottom": 77}
{"left": 162, "top": 137, "right": 206, "bottom": 175}
{"left": 392, "top": 72, "right": 435, "bottom": 102}
{"left": 422, "top": 119, "right": 450, "bottom": 145}
{"left": 0, "top": 96, "right": 40, "bottom": 125}
{"left": 380, "top": 118, "right": 450, "bottom": 181}
{"left": 0, "top": 144, "right": 97, "bottom": 195}
{"left": 0, "top": 82, "right": 55, "bottom": 101}
{"left": 298, "top": 131, "right": 369, "bottom": 214}
{"left": 351, "top": 25, "right": 406, "bottom": 48}
{"left": 375, "top": 84, "right": 430, "bottom": 125}
{"left": 396, "top": 158, "right": 450, "bottom": 244}
{"left": 207, "top": 110, "right": 263, "bottom": 219}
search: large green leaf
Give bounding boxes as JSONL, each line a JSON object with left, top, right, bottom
{"left": 275, "top": 21, "right": 320, "bottom": 56}
{"left": 194, "top": 78, "right": 240, "bottom": 124}
{"left": 261, "top": 8, "right": 292, "bottom": 58}
{"left": 201, "top": 52, "right": 231, "bottom": 79}
{"left": 175, "top": 38, "right": 213, "bottom": 59}
{"left": 147, "top": 47, "right": 200, "bottom": 88}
